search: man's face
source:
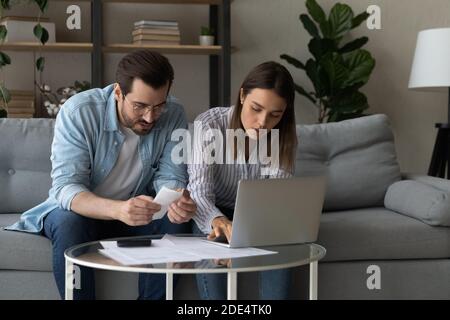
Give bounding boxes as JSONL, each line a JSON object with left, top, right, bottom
{"left": 115, "top": 78, "right": 169, "bottom": 136}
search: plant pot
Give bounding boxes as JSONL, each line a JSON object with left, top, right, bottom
{"left": 199, "top": 35, "right": 214, "bottom": 46}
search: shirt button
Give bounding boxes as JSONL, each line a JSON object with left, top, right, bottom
{"left": 8, "top": 169, "right": 15, "bottom": 175}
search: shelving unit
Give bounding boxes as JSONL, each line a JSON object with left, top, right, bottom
{"left": 95, "top": 0, "right": 232, "bottom": 107}
{"left": 0, "top": 0, "right": 232, "bottom": 109}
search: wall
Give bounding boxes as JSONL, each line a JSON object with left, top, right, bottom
{"left": 231, "top": 0, "right": 450, "bottom": 174}
{"left": 2, "top": 0, "right": 450, "bottom": 173}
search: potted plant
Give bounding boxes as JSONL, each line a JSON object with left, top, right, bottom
{"left": 280, "top": 0, "right": 376, "bottom": 123}
{"left": 199, "top": 26, "right": 215, "bottom": 46}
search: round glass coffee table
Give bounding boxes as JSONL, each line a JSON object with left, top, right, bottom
{"left": 64, "top": 235, "right": 326, "bottom": 300}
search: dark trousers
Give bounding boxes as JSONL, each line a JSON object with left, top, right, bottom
{"left": 43, "top": 208, "right": 191, "bottom": 300}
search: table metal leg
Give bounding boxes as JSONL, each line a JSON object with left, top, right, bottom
{"left": 309, "top": 261, "right": 318, "bottom": 300}
{"left": 227, "top": 271, "right": 237, "bottom": 300}
{"left": 65, "top": 259, "right": 74, "bottom": 300}
{"left": 166, "top": 272, "right": 173, "bottom": 300}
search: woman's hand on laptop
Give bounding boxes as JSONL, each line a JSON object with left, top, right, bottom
{"left": 209, "top": 216, "right": 232, "bottom": 243}
{"left": 167, "top": 189, "right": 197, "bottom": 224}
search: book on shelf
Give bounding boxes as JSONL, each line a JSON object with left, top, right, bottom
{"left": 2, "top": 100, "right": 34, "bottom": 108}
{"left": 6, "top": 104, "right": 35, "bottom": 112}
{"left": 0, "top": 90, "right": 35, "bottom": 111}
{"left": 133, "top": 34, "right": 181, "bottom": 42}
{"left": 7, "top": 113, "right": 34, "bottom": 118}
{"left": 134, "top": 20, "right": 178, "bottom": 28}
{"left": 132, "top": 28, "right": 180, "bottom": 36}
{"left": 134, "top": 25, "right": 179, "bottom": 31}
{"left": 133, "top": 40, "right": 181, "bottom": 46}
{"left": 8, "top": 89, "right": 34, "bottom": 97}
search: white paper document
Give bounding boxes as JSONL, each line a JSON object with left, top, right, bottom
{"left": 152, "top": 186, "right": 183, "bottom": 220}
{"left": 99, "top": 236, "right": 277, "bottom": 266}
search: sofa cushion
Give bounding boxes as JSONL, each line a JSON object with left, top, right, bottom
{"left": 318, "top": 207, "right": 450, "bottom": 262}
{"left": 0, "top": 119, "right": 54, "bottom": 214}
{"left": 0, "top": 214, "right": 52, "bottom": 271}
{"left": 295, "top": 114, "right": 401, "bottom": 211}
{"left": 385, "top": 180, "right": 450, "bottom": 227}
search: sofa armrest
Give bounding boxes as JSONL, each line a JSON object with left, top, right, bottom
{"left": 401, "top": 172, "right": 450, "bottom": 193}
{"left": 385, "top": 178, "right": 450, "bottom": 227}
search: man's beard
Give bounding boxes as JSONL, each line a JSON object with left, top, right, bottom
{"left": 120, "top": 108, "right": 153, "bottom": 136}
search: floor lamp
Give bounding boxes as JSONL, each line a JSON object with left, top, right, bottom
{"left": 409, "top": 28, "right": 450, "bottom": 178}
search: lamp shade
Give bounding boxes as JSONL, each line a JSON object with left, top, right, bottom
{"left": 409, "top": 28, "right": 450, "bottom": 91}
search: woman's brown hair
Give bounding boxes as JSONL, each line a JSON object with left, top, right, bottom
{"left": 230, "top": 61, "right": 297, "bottom": 173}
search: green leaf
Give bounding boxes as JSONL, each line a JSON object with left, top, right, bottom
{"left": 81, "top": 81, "right": 91, "bottom": 91}
{"left": 0, "top": 25, "right": 7, "bottom": 42}
{"left": 36, "top": 56, "right": 45, "bottom": 71}
{"left": 0, "top": 108, "right": 7, "bottom": 118}
{"left": 308, "top": 38, "right": 336, "bottom": 60}
{"left": 327, "top": 91, "right": 369, "bottom": 122}
{"left": 319, "top": 20, "right": 332, "bottom": 39}
{"left": 33, "top": 24, "right": 49, "bottom": 45}
{"left": 305, "top": 59, "right": 329, "bottom": 98}
{"left": 306, "top": 0, "right": 326, "bottom": 24}
{"left": 34, "top": 0, "right": 48, "bottom": 13}
{"left": 352, "top": 11, "right": 370, "bottom": 28}
{"left": 0, "top": 0, "right": 10, "bottom": 10}
{"left": 319, "top": 53, "right": 349, "bottom": 91}
{"left": 280, "top": 54, "right": 305, "bottom": 70}
{"left": 343, "top": 50, "right": 375, "bottom": 87}
{"left": 305, "top": 59, "right": 320, "bottom": 94}
{"left": 328, "top": 3, "right": 353, "bottom": 40}
{"left": 327, "top": 111, "right": 339, "bottom": 122}
{"left": 338, "top": 37, "right": 368, "bottom": 53}
{"left": 300, "top": 14, "right": 320, "bottom": 38}
{"left": 0, "top": 51, "right": 11, "bottom": 67}
{"left": 334, "top": 91, "right": 368, "bottom": 113}
{"left": 294, "top": 84, "right": 316, "bottom": 104}
{"left": 0, "top": 84, "right": 11, "bottom": 104}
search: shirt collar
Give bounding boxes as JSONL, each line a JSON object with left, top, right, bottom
{"left": 104, "top": 84, "right": 120, "bottom": 132}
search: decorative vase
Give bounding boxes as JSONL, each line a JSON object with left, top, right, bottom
{"left": 199, "top": 35, "right": 214, "bottom": 46}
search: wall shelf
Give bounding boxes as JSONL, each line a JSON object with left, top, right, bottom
{"left": 103, "top": 44, "right": 222, "bottom": 55}
{"left": 102, "top": 0, "right": 223, "bottom": 4}
{"left": 0, "top": 42, "right": 93, "bottom": 52}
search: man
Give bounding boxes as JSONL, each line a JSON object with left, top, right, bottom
{"left": 6, "top": 50, "right": 197, "bottom": 300}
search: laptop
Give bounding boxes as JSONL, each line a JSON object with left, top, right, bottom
{"left": 206, "top": 176, "right": 327, "bottom": 248}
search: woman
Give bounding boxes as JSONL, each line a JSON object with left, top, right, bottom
{"left": 187, "top": 61, "right": 298, "bottom": 299}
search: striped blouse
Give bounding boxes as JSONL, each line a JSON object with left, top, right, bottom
{"left": 187, "top": 106, "right": 293, "bottom": 234}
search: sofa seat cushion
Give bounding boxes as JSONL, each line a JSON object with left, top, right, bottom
{"left": 318, "top": 208, "right": 450, "bottom": 262}
{"left": 0, "top": 214, "right": 52, "bottom": 271}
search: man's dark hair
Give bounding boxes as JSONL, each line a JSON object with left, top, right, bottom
{"left": 115, "top": 50, "right": 174, "bottom": 96}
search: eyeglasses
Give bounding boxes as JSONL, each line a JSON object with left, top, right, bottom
{"left": 123, "top": 95, "right": 167, "bottom": 116}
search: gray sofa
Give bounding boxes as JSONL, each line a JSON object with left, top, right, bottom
{"left": 1, "top": 114, "right": 449, "bottom": 300}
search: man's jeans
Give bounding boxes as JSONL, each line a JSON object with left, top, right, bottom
{"left": 43, "top": 208, "right": 191, "bottom": 300}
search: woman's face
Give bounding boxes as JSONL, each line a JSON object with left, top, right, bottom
{"left": 240, "top": 88, "right": 287, "bottom": 139}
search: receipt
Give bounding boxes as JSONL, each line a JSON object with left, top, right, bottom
{"left": 152, "top": 186, "right": 183, "bottom": 220}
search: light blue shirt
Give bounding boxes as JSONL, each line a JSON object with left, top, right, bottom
{"left": 6, "top": 84, "right": 188, "bottom": 234}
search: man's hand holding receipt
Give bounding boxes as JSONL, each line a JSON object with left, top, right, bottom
{"left": 153, "top": 187, "right": 197, "bottom": 224}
